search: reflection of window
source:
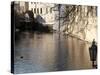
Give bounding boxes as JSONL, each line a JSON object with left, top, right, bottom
{"left": 34, "top": 8, "right": 36, "bottom": 13}
{"left": 37, "top": 8, "right": 39, "bottom": 14}
{"left": 40, "top": 8, "right": 42, "bottom": 14}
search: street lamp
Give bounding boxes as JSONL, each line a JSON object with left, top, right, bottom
{"left": 58, "top": 4, "right": 61, "bottom": 33}
{"left": 89, "top": 39, "right": 97, "bottom": 68}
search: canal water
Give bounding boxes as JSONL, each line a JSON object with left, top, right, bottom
{"left": 14, "top": 32, "right": 92, "bottom": 74}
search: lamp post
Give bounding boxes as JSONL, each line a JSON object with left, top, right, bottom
{"left": 89, "top": 39, "right": 97, "bottom": 68}
{"left": 58, "top": 4, "right": 61, "bottom": 33}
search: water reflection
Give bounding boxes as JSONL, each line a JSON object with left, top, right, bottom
{"left": 14, "top": 32, "right": 92, "bottom": 74}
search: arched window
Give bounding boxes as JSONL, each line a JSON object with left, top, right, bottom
{"left": 40, "top": 8, "right": 42, "bottom": 14}
{"left": 50, "top": 8, "right": 52, "bottom": 13}
{"left": 37, "top": 8, "right": 39, "bottom": 14}
{"left": 46, "top": 8, "right": 48, "bottom": 14}
{"left": 34, "top": 8, "right": 36, "bottom": 14}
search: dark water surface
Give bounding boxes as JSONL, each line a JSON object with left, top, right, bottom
{"left": 14, "top": 32, "right": 92, "bottom": 74}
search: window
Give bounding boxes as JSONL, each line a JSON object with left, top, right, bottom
{"left": 95, "top": 6, "right": 97, "bottom": 16}
{"left": 40, "top": 8, "right": 42, "bottom": 14}
{"left": 34, "top": 2, "right": 36, "bottom": 4}
{"left": 50, "top": 8, "right": 52, "bottom": 13}
{"left": 37, "top": 8, "right": 39, "bottom": 14}
{"left": 31, "top": 8, "right": 33, "bottom": 11}
{"left": 46, "top": 8, "right": 48, "bottom": 14}
{"left": 34, "top": 8, "right": 36, "bottom": 14}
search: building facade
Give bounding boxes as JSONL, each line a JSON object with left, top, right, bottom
{"left": 28, "top": 2, "right": 55, "bottom": 27}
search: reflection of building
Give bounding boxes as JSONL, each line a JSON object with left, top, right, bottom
{"left": 28, "top": 2, "right": 55, "bottom": 27}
